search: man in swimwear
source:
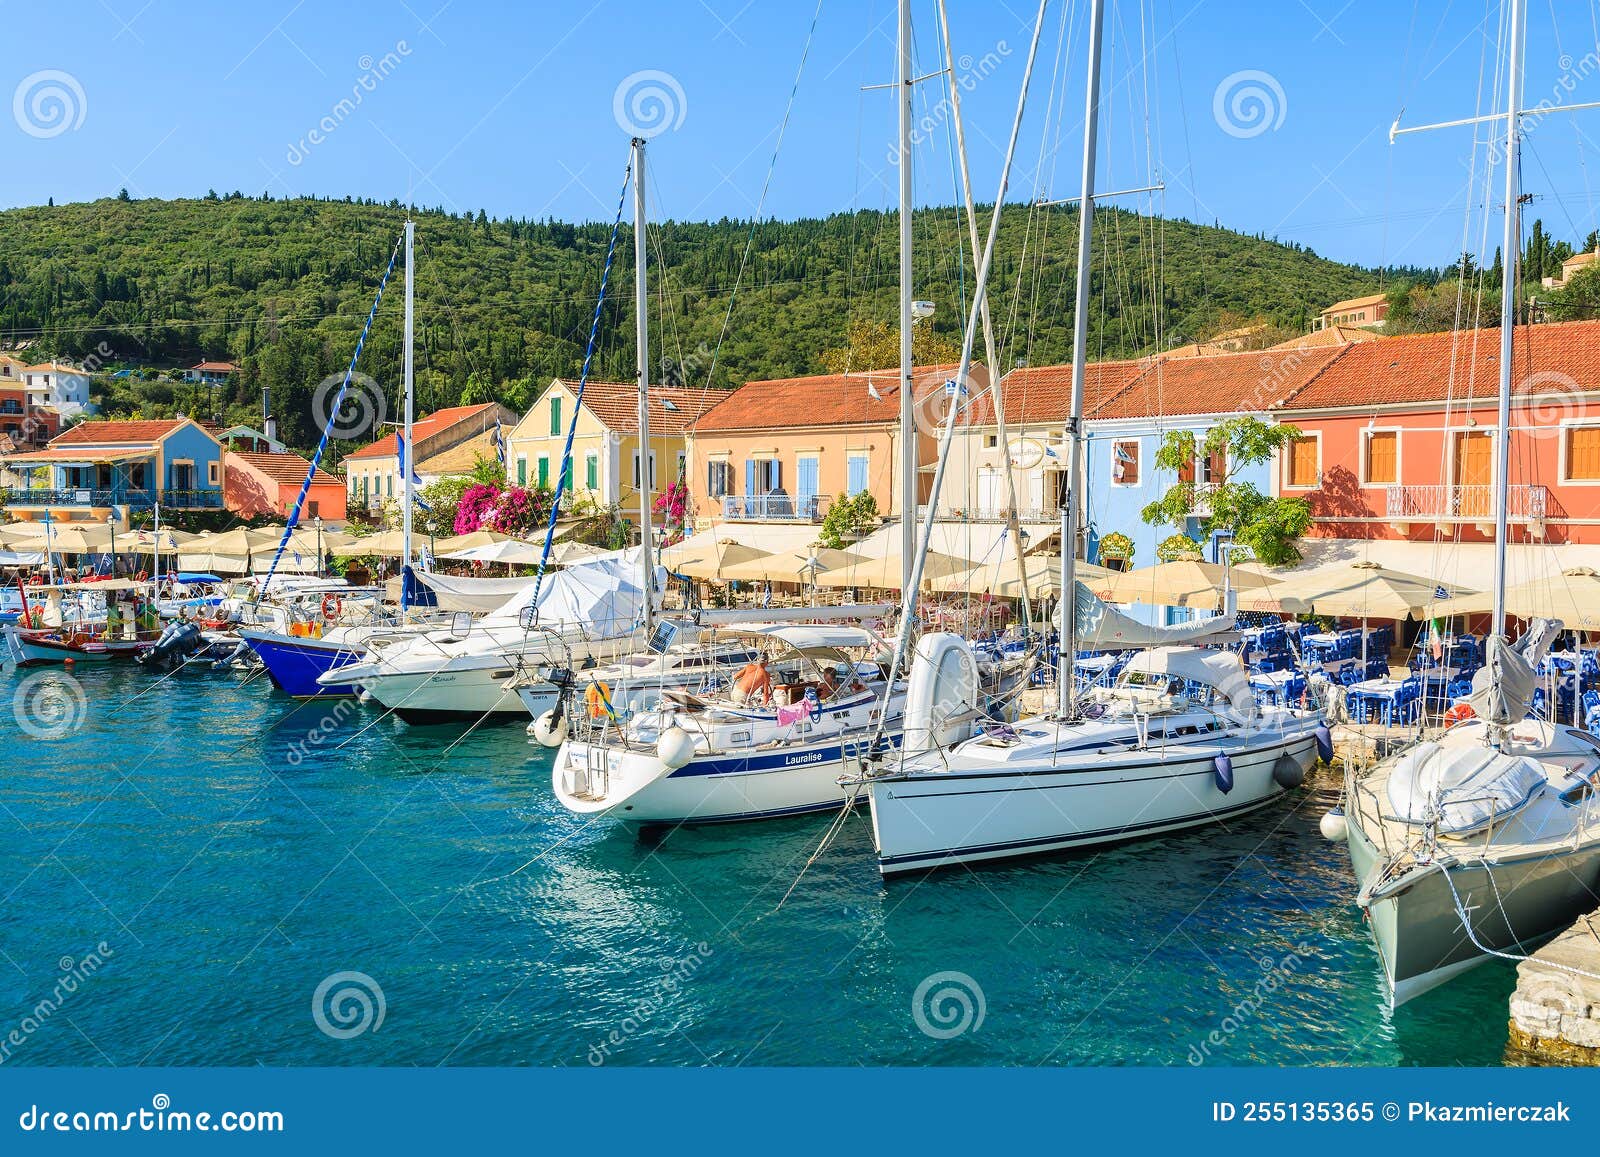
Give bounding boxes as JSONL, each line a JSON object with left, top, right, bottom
{"left": 731, "top": 655, "right": 772, "bottom": 705}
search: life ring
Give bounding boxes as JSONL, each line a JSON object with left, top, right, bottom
{"left": 319, "top": 593, "right": 342, "bottom": 622}
{"left": 1444, "top": 701, "right": 1476, "bottom": 727}
{"left": 586, "top": 681, "right": 614, "bottom": 720}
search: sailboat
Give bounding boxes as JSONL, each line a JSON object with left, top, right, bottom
{"left": 857, "top": 0, "right": 1328, "bottom": 875}
{"left": 1337, "top": 0, "right": 1600, "bottom": 1005}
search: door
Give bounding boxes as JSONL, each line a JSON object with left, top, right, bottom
{"left": 1452, "top": 431, "right": 1492, "bottom": 518}
{"left": 977, "top": 469, "right": 1001, "bottom": 516}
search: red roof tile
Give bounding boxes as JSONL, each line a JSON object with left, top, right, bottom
{"left": 344, "top": 403, "right": 498, "bottom": 460}
{"left": 970, "top": 359, "right": 1150, "bottom": 427}
{"left": 52, "top": 419, "right": 188, "bottom": 445}
{"left": 229, "top": 450, "right": 340, "bottom": 486}
{"left": 1092, "top": 347, "right": 1349, "bottom": 420}
{"left": 693, "top": 365, "right": 973, "bottom": 431}
{"left": 1277, "top": 319, "right": 1600, "bottom": 411}
{"left": 556, "top": 380, "right": 730, "bottom": 435}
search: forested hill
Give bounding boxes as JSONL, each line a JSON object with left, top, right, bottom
{"left": 0, "top": 193, "right": 1383, "bottom": 448}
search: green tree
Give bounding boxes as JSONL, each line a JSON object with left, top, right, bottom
{"left": 819, "top": 318, "right": 961, "bottom": 373}
{"left": 1139, "top": 416, "right": 1312, "bottom": 566}
{"left": 818, "top": 491, "right": 880, "bottom": 549}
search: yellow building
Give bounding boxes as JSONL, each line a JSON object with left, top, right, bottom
{"left": 505, "top": 379, "right": 727, "bottom": 509}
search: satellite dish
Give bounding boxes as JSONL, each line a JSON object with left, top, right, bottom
{"left": 911, "top": 300, "right": 936, "bottom": 321}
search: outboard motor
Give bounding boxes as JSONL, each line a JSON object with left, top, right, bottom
{"left": 138, "top": 621, "right": 205, "bottom": 671}
{"left": 902, "top": 632, "right": 982, "bottom": 753}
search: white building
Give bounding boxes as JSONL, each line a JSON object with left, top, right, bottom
{"left": 22, "top": 361, "right": 92, "bottom": 416}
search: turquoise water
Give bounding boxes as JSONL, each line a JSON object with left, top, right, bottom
{"left": 3, "top": 664, "right": 1515, "bottom": 1067}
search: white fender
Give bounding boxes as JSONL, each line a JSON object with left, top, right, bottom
{"left": 656, "top": 725, "right": 696, "bottom": 769}
{"left": 531, "top": 708, "right": 568, "bottom": 748}
{"left": 903, "top": 632, "right": 981, "bottom": 752}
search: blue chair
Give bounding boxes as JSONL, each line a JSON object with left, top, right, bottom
{"left": 1583, "top": 690, "right": 1600, "bottom": 732}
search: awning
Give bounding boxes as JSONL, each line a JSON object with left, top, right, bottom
{"left": 0, "top": 448, "right": 155, "bottom": 465}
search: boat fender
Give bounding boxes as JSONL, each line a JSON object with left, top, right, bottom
{"left": 1272, "top": 753, "right": 1305, "bottom": 789}
{"left": 1213, "top": 753, "right": 1234, "bottom": 794}
{"left": 657, "top": 726, "right": 696, "bottom": 770}
{"left": 531, "top": 708, "right": 568, "bottom": 748}
{"left": 1319, "top": 806, "right": 1348, "bottom": 842}
{"left": 1313, "top": 723, "right": 1334, "bottom": 763}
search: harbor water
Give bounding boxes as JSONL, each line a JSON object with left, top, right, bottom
{"left": 4, "top": 664, "right": 1515, "bottom": 1066}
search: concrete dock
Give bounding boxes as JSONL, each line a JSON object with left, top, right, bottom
{"left": 1507, "top": 913, "right": 1600, "bottom": 1065}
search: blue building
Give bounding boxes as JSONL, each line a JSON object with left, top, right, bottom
{"left": 2, "top": 418, "right": 226, "bottom": 525}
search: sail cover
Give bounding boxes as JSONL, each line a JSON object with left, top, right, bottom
{"left": 1465, "top": 617, "right": 1562, "bottom": 725}
{"left": 1067, "top": 581, "right": 1238, "bottom": 651}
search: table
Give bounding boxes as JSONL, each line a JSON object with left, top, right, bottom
{"left": 1345, "top": 677, "right": 1417, "bottom": 725}
{"left": 1248, "top": 669, "right": 1307, "bottom": 706}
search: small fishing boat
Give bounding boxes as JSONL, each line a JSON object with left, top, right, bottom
{"left": 552, "top": 623, "right": 905, "bottom": 824}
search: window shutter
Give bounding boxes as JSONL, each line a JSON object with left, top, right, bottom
{"left": 745, "top": 459, "right": 756, "bottom": 494}
{"left": 1569, "top": 427, "right": 1600, "bottom": 481}
{"left": 1365, "top": 431, "right": 1396, "bottom": 484}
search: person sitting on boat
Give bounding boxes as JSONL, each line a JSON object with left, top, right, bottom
{"left": 818, "top": 665, "right": 840, "bottom": 701}
{"left": 730, "top": 656, "right": 773, "bottom": 706}
{"left": 105, "top": 598, "right": 125, "bottom": 640}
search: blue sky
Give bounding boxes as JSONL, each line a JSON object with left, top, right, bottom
{"left": 7, "top": 1, "right": 1600, "bottom": 270}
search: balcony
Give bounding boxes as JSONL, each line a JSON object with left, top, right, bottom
{"left": 7, "top": 488, "right": 224, "bottom": 510}
{"left": 1384, "top": 484, "right": 1548, "bottom": 536}
{"left": 721, "top": 493, "right": 830, "bottom": 522}
{"left": 918, "top": 504, "right": 1060, "bottom": 523}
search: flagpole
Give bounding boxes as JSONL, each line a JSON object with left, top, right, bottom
{"left": 401, "top": 217, "right": 415, "bottom": 616}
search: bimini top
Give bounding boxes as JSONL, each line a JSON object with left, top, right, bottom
{"left": 1120, "top": 646, "right": 1255, "bottom": 719}
{"left": 718, "top": 624, "right": 880, "bottom": 653}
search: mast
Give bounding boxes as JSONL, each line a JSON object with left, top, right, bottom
{"left": 401, "top": 218, "right": 415, "bottom": 615}
{"left": 1060, "top": 0, "right": 1105, "bottom": 718}
{"left": 937, "top": 0, "right": 1032, "bottom": 633}
{"left": 633, "top": 135, "right": 655, "bottom": 635}
{"left": 897, "top": 0, "right": 916, "bottom": 594}
{"left": 1492, "top": 0, "right": 1523, "bottom": 642}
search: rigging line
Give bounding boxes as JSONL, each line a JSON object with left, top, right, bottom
{"left": 258, "top": 231, "right": 404, "bottom": 596}
{"left": 697, "top": 0, "right": 825, "bottom": 414}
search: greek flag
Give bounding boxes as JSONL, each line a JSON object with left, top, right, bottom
{"left": 396, "top": 428, "right": 433, "bottom": 511}
{"left": 1434, "top": 585, "right": 1449, "bottom": 599}
{"left": 493, "top": 416, "right": 507, "bottom": 468}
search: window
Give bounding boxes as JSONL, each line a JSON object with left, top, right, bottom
{"left": 537, "top": 455, "right": 549, "bottom": 488}
{"left": 386, "top": 474, "right": 393, "bottom": 497}
{"left": 308, "top": 500, "right": 320, "bottom": 518}
{"left": 846, "top": 453, "right": 869, "bottom": 496}
{"left": 745, "top": 458, "right": 780, "bottom": 493}
{"left": 586, "top": 453, "right": 600, "bottom": 490}
{"left": 1199, "top": 445, "right": 1226, "bottom": 485}
{"left": 984, "top": 434, "right": 998, "bottom": 448}
{"left": 516, "top": 456, "right": 527, "bottom": 486}
{"left": 676, "top": 451, "right": 686, "bottom": 483}
{"left": 1363, "top": 430, "right": 1398, "bottom": 485}
{"left": 707, "top": 460, "right": 731, "bottom": 497}
{"left": 634, "top": 450, "right": 657, "bottom": 491}
{"left": 1287, "top": 436, "right": 1320, "bottom": 488}
{"left": 550, "top": 396, "right": 562, "bottom": 436}
{"left": 1110, "top": 440, "right": 1140, "bottom": 486}
{"left": 1566, "top": 425, "right": 1600, "bottom": 481}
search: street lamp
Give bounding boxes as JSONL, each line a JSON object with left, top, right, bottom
{"left": 105, "top": 512, "right": 117, "bottom": 578}
{"left": 313, "top": 515, "right": 324, "bottom": 577}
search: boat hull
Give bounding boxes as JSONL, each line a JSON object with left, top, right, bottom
{"left": 5, "top": 626, "right": 130, "bottom": 665}
{"left": 1349, "top": 824, "right": 1600, "bottom": 1005}
{"left": 867, "top": 729, "right": 1319, "bottom": 875}
{"left": 239, "top": 630, "right": 366, "bottom": 697}
{"left": 362, "top": 663, "right": 530, "bottom": 723}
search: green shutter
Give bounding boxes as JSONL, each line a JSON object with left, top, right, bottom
{"left": 538, "top": 457, "right": 549, "bottom": 488}
{"left": 550, "top": 397, "right": 562, "bottom": 436}
{"left": 586, "top": 454, "right": 598, "bottom": 489}
{"left": 517, "top": 457, "right": 526, "bottom": 485}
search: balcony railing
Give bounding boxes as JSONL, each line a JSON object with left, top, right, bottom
{"left": 8, "top": 487, "right": 224, "bottom": 510}
{"left": 721, "top": 493, "right": 829, "bottom": 522}
{"left": 1384, "top": 483, "right": 1548, "bottom": 523}
{"left": 917, "top": 504, "right": 1061, "bottom": 523}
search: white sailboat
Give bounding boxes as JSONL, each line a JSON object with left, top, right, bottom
{"left": 858, "top": 0, "right": 1328, "bottom": 876}
{"left": 1338, "top": 0, "right": 1600, "bottom": 1005}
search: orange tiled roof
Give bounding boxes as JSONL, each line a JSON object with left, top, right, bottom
{"left": 52, "top": 419, "right": 188, "bottom": 445}
{"left": 1321, "top": 292, "right": 1386, "bottom": 314}
{"left": 344, "top": 403, "right": 498, "bottom": 460}
{"left": 1277, "top": 318, "right": 1600, "bottom": 411}
{"left": 556, "top": 380, "right": 729, "bottom": 435}
{"left": 230, "top": 450, "right": 339, "bottom": 486}
{"left": 191, "top": 360, "right": 238, "bottom": 372}
{"left": 1265, "top": 325, "right": 1380, "bottom": 352}
{"left": 1092, "top": 347, "right": 1349, "bottom": 420}
{"left": 963, "top": 359, "right": 1148, "bottom": 427}
{"left": 693, "top": 365, "right": 971, "bottom": 432}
